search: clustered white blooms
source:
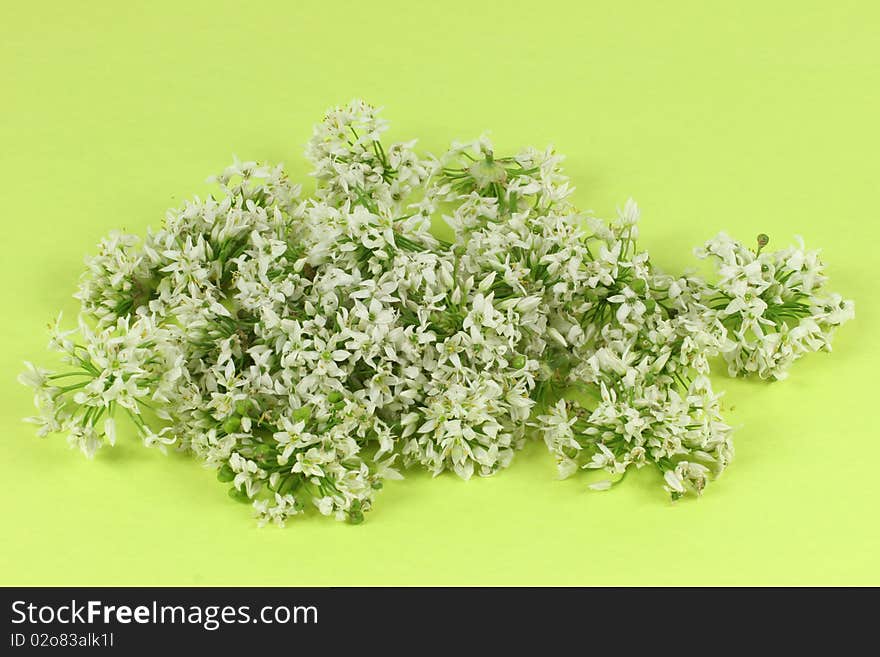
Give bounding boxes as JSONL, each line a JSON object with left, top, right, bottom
{"left": 695, "top": 233, "right": 855, "bottom": 380}
{"left": 20, "top": 100, "right": 854, "bottom": 524}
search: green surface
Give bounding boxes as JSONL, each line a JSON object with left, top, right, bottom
{"left": 1, "top": 1, "right": 877, "bottom": 586}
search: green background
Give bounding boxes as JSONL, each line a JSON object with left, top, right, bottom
{"left": 2, "top": 1, "right": 877, "bottom": 586}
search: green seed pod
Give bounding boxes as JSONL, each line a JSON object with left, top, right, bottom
{"left": 327, "top": 391, "right": 343, "bottom": 403}
{"left": 291, "top": 406, "right": 311, "bottom": 422}
{"left": 222, "top": 415, "right": 241, "bottom": 434}
{"left": 216, "top": 464, "right": 235, "bottom": 483}
{"left": 347, "top": 500, "right": 365, "bottom": 524}
{"left": 644, "top": 298, "right": 656, "bottom": 313}
{"left": 631, "top": 278, "right": 647, "bottom": 294}
{"left": 235, "top": 401, "right": 249, "bottom": 416}
{"left": 228, "top": 487, "right": 250, "bottom": 503}
{"left": 511, "top": 355, "right": 526, "bottom": 369}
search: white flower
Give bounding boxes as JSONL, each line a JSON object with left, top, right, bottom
{"left": 103, "top": 417, "right": 117, "bottom": 446}
{"left": 697, "top": 233, "right": 854, "bottom": 380}
{"left": 18, "top": 361, "right": 51, "bottom": 389}
{"left": 18, "top": 100, "right": 854, "bottom": 524}
{"left": 663, "top": 470, "right": 686, "bottom": 495}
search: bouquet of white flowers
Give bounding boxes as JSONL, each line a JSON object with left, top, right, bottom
{"left": 20, "top": 100, "right": 854, "bottom": 525}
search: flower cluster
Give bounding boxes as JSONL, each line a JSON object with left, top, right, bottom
{"left": 20, "top": 101, "right": 854, "bottom": 525}
{"left": 695, "top": 233, "right": 855, "bottom": 380}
